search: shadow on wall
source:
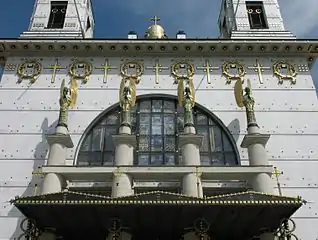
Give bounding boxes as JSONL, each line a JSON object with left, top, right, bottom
{"left": 8, "top": 117, "right": 57, "bottom": 240}
{"left": 227, "top": 118, "right": 241, "bottom": 142}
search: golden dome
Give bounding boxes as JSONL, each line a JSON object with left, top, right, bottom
{"left": 144, "top": 16, "right": 167, "bottom": 39}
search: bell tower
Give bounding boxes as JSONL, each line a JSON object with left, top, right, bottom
{"left": 20, "top": 0, "right": 94, "bottom": 39}
{"left": 218, "top": 0, "right": 296, "bottom": 39}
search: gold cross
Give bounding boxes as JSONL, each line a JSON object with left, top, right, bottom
{"left": 32, "top": 166, "right": 43, "bottom": 196}
{"left": 95, "top": 59, "right": 117, "bottom": 83}
{"left": 146, "top": 60, "right": 168, "bottom": 84}
{"left": 151, "top": 16, "right": 160, "bottom": 25}
{"left": 272, "top": 167, "right": 283, "bottom": 196}
{"left": 247, "top": 59, "right": 271, "bottom": 84}
{"left": 196, "top": 60, "right": 219, "bottom": 84}
{"left": 44, "top": 58, "right": 67, "bottom": 83}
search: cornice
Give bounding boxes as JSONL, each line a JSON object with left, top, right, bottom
{"left": 0, "top": 39, "right": 318, "bottom": 62}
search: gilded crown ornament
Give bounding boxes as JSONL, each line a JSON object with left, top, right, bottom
{"left": 17, "top": 60, "right": 42, "bottom": 84}
{"left": 273, "top": 60, "right": 298, "bottom": 84}
{"left": 222, "top": 60, "right": 246, "bottom": 84}
{"left": 69, "top": 60, "right": 93, "bottom": 84}
{"left": 57, "top": 78, "right": 78, "bottom": 128}
{"left": 120, "top": 60, "right": 144, "bottom": 84}
{"left": 234, "top": 78, "right": 258, "bottom": 127}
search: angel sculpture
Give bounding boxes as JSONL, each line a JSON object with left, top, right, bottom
{"left": 119, "top": 77, "right": 136, "bottom": 125}
{"left": 234, "top": 79, "right": 257, "bottom": 125}
{"left": 178, "top": 78, "right": 195, "bottom": 125}
{"left": 58, "top": 79, "right": 78, "bottom": 128}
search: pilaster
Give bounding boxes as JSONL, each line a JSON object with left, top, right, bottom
{"left": 111, "top": 126, "right": 136, "bottom": 197}
{"left": 179, "top": 126, "right": 203, "bottom": 197}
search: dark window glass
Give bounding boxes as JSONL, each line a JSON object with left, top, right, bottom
{"left": 76, "top": 98, "right": 239, "bottom": 166}
{"left": 246, "top": 1, "right": 268, "bottom": 29}
{"left": 47, "top": 1, "right": 68, "bottom": 29}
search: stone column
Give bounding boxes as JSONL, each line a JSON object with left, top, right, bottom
{"left": 41, "top": 126, "right": 73, "bottom": 195}
{"left": 111, "top": 125, "right": 136, "bottom": 197}
{"left": 109, "top": 126, "right": 135, "bottom": 240}
{"left": 38, "top": 126, "right": 73, "bottom": 240}
{"left": 179, "top": 126, "right": 203, "bottom": 198}
{"left": 241, "top": 125, "right": 273, "bottom": 194}
{"left": 241, "top": 125, "right": 275, "bottom": 240}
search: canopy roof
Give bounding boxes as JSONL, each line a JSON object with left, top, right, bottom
{"left": 12, "top": 190, "right": 303, "bottom": 240}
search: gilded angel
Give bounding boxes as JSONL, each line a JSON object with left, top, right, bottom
{"left": 58, "top": 79, "right": 78, "bottom": 128}
{"left": 178, "top": 78, "right": 195, "bottom": 111}
{"left": 234, "top": 79, "right": 256, "bottom": 124}
{"left": 119, "top": 77, "right": 136, "bottom": 112}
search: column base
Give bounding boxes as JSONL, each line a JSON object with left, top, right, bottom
{"left": 112, "top": 173, "right": 133, "bottom": 197}
{"left": 241, "top": 133, "right": 270, "bottom": 148}
{"left": 41, "top": 173, "right": 64, "bottom": 195}
{"left": 251, "top": 173, "right": 274, "bottom": 194}
{"left": 182, "top": 173, "right": 203, "bottom": 198}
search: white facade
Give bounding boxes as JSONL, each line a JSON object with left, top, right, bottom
{"left": 0, "top": 0, "right": 318, "bottom": 239}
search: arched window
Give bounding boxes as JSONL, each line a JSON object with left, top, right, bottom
{"left": 76, "top": 96, "right": 240, "bottom": 166}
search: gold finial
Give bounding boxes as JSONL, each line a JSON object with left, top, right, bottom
{"left": 145, "top": 16, "right": 167, "bottom": 39}
{"left": 272, "top": 167, "right": 283, "bottom": 196}
{"left": 151, "top": 16, "right": 160, "bottom": 25}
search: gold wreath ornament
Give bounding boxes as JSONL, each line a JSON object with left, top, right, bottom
{"left": 17, "top": 60, "right": 42, "bottom": 84}
{"left": 273, "top": 60, "right": 297, "bottom": 84}
{"left": 171, "top": 61, "right": 195, "bottom": 83}
{"left": 69, "top": 60, "right": 93, "bottom": 84}
{"left": 222, "top": 60, "right": 246, "bottom": 84}
{"left": 120, "top": 61, "right": 144, "bottom": 84}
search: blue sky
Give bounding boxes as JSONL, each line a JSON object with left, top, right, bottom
{"left": 0, "top": 0, "right": 317, "bottom": 84}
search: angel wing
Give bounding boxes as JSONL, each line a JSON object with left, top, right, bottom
{"left": 69, "top": 78, "right": 78, "bottom": 108}
{"left": 60, "top": 79, "right": 66, "bottom": 98}
{"left": 129, "top": 78, "right": 136, "bottom": 107}
{"left": 177, "top": 79, "right": 184, "bottom": 107}
{"left": 189, "top": 78, "right": 195, "bottom": 103}
{"left": 119, "top": 78, "right": 126, "bottom": 106}
{"left": 247, "top": 79, "right": 252, "bottom": 95}
{"left": 234, "top": 78, "right": 244, "bottom": 108}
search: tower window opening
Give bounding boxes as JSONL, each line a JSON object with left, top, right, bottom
{"left": 246, "top": 1, "right": 268, "bottom": 29}
{"left": 47, "top": 1, "right": 68, "bottom": 29}
{"left": 86, "top": 17, "right": 91, "bottom": 31}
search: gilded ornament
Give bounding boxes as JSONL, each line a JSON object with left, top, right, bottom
{"left": 196, "top": 59, "right": 219, "bottom": 84}
{"left": 177, "top": 76, "right": 195, "bottom": 126}
{"left": 95, "top": 59, "right": 117, "bottom": 84}
{"left": 120, "top": 60, "right": 144, "bottom": 84}
{"left": 274, "top": 219, "right": 298, "bottom": 240}
{"left": 273, "top": 60, "right": 297, "bottom": 84}
{"left": 69, "top": 60, "right": 93, "bottom": 84}
{"left": 247, "top": 59, "right": 270, "bottom": 84}
{"left": 58, "top": 78, "right": 78, "bottom": 128}
{"left": 222, "top": 60, "right": 246, "bottom": 84}
{"left": 17, "top": 60, "right": 42, "bottom": 84}
{"left": 146, "top": 60, "right": 168, "bottom": 84}
{"left": 44, "top": 58, "right": 67, "bottom": 83}
{"left": 234, "top": 78, "right": 257, "bottom": 125}
{"left": 171, "top": 60, "right": 195, "bottom": 83}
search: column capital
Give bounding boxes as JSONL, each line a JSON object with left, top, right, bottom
{"left": 240, "top": 133, "right": 270, "bottom": 148}
{"left": 45, "top": 133, "right": 74, "bottom": 148}
{"left": 113, "top": 134, "right": 137, "bottom": 148}
{"left": 179, "top": 134, "right": 203, "bottom": 148}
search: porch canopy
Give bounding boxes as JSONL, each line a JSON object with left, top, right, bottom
{"left": 12, "top": 190, "right": 303, "bottom": 240}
